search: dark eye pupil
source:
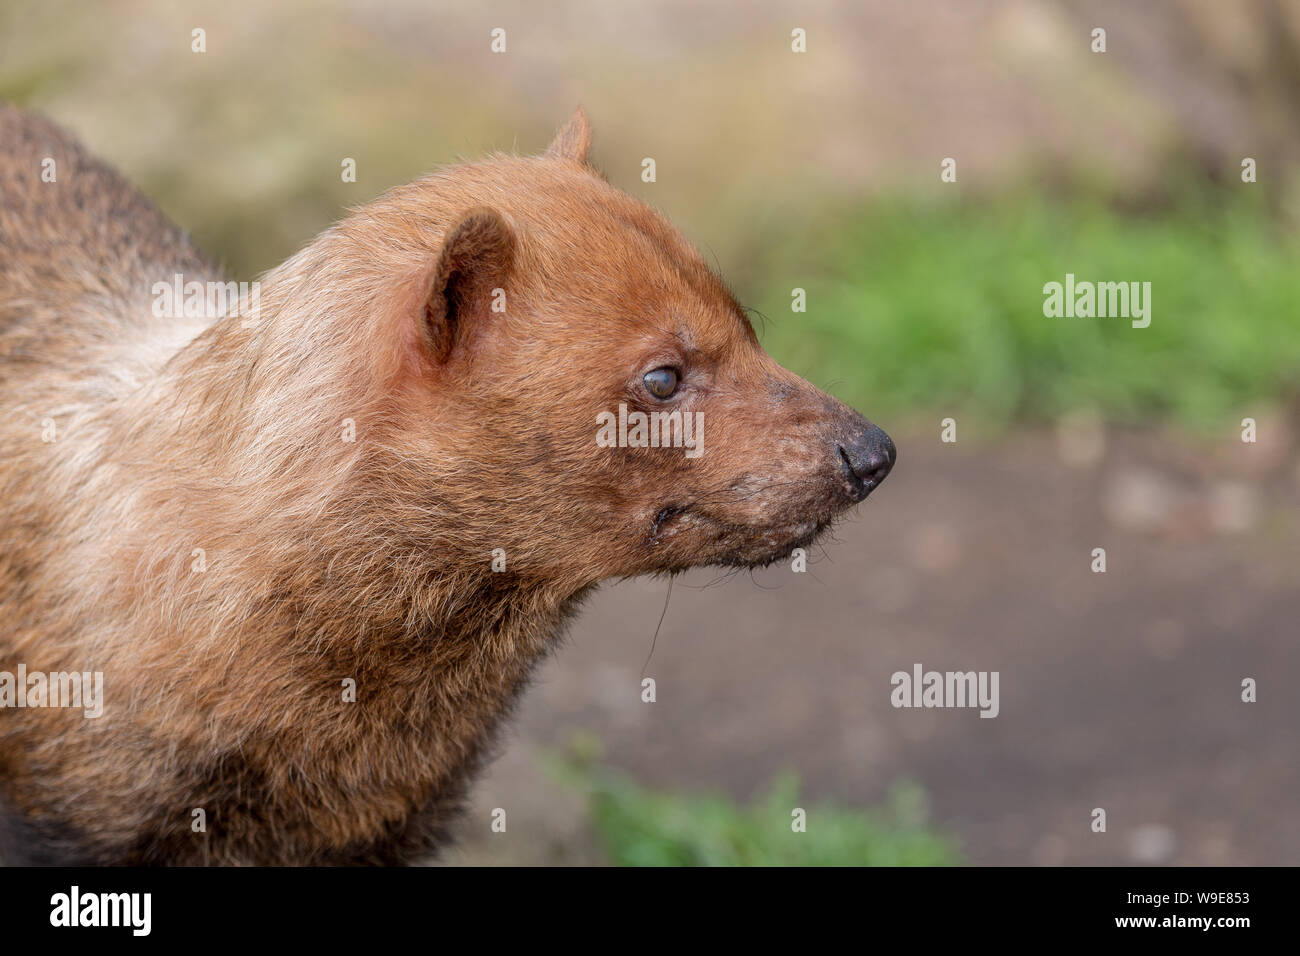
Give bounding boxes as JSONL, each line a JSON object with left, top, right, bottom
{"left": 644, "top": 368, "right": 678, "bottom": 398}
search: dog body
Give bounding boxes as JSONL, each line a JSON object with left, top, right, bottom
{"left": 0, "top": 106, "right": 893, "bottom": 864}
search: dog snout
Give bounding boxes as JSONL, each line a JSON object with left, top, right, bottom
{"left": 837, "top": 423, "right": 895, "bottom": 501}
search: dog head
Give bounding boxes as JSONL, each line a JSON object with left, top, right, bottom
{"left": 361, "top": 109, "right": 894, "bottom": 581}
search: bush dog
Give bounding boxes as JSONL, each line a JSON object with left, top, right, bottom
{"left": 0, "top": 105, "right": 895, "bottom": 864}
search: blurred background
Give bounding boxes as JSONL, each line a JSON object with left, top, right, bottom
{"left": 4, "top": 0, "right": 1297, "bottom": 864}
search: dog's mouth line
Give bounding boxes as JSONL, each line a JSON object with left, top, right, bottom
{"left": 647, "top": 500, "right": 835, "bottom": 550}
{"left": 650, "top": 503, "right": 691, "bottom": 540}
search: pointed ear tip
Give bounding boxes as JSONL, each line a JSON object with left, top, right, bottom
{"left": 545, "top": 106, "right": 593, "bottom": 163}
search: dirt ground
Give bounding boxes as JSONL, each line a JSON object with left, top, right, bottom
{"left": 443, "top": 422, "right": 1300, "bottom": 866}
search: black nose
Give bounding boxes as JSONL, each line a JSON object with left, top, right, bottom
{"left": 838, "top": 424, "right": 896, "bottom": 501}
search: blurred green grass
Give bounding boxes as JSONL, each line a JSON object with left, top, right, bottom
{"left": 555, "top": 745, "right": 959, "bottom": 866}
{"left": 747, "top": 189, "right": 1299, "bottom": 431}
{"left": 587, "top": 772, "right": 957, "bottom": 867}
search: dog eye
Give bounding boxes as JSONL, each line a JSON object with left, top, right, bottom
{"left": 643, "top": 367, "right": 680, "bottom": 399}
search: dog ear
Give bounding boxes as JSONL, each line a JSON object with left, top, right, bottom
{"left": 545, "top": 107, "right": 592, "bottom": 165}
{"left": 422, "top": 207, "right": 515, "bottom": 364}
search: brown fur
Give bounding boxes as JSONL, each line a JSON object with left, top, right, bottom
{"left": 0, "top": 104, "right": 893, "bottom": 864}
